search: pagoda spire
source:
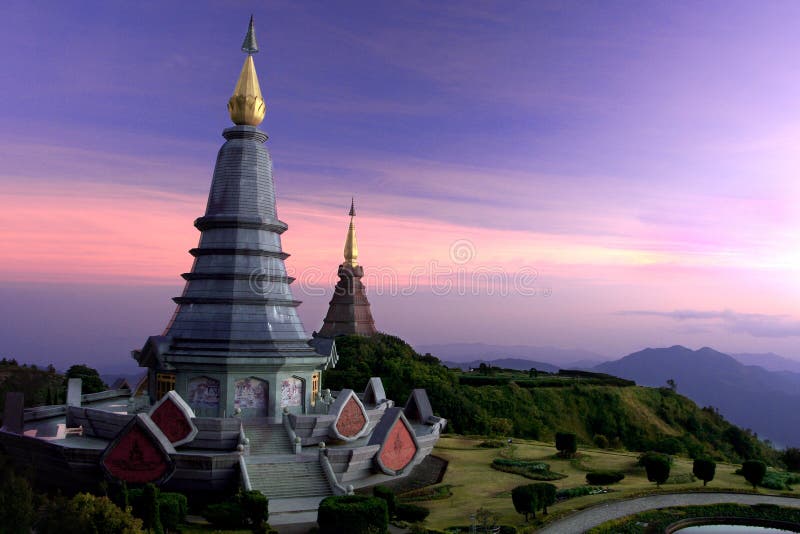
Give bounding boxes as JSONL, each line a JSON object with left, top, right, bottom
{"left": 228, "top": 15, "right": 266, "bottom": 126}
{"left": 343, "top": 198, "right": 359, "bottom": 267}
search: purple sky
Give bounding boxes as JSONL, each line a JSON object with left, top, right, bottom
{"left": 2, "top": 1, "right": 800, "bottom": 370}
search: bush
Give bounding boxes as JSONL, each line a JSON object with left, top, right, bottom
{"left": 693, "top": 458, "right": 716, "bottom": 486}
{"left": 585, "top": 471, "right": 625, "bottom": 485}
{"left": 491, "top": 459, "right": 567, "bottom": 481}
{"left": 373, "top": 486, "right": 396, "bottom": 517}
{"left": 742, "top": 460, "right": 767, "bottom": 489}
{"left": 142, "top": 483, "right": 163, "bottom": 534}
{"left": 0, "top": 467, "right": 35, "bottom": 533}
{"left": 395, "top": 503, "right": 430, "bottom": 522}
{"left": 478, "top": 440, "right": 506, "bottom": 448}
{"left": 593, "top": 434, "right": 610, "bottom": 449}
{"left": 555, "top": 432, "right": 577, "bottom": 458}
{"left": 511, "top": 485, "right": 537, "bottom": 521}
{"left": 204, "top": 501, "right": 246, "bottom": 529}
{"left": 638, "top": 451, "right": 673, "bottom": 467}
{"left": 240, "top": 490, "right": 269, "bottom": 529}
{"left": 38, "top": 493, "right": 143, "bottom": 534}
{"left": 556, "top": 486, "right": 605, "bottom": 501}
{"left": 783, "top": 448, "right": 800, "bottom": 472}
{"left": 642, "top": 453, "right": 671, "bottom": 487}
{"left": 317, "top": 495, "right": 388, "bottom": 534}
{"left": 158, "top": 492, "right": 187, "bottom": 532}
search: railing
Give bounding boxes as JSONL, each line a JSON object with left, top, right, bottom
{"left": 22, "top": 388, "right": 133, "bottom": 422}
{"left": 318, "top": 444, "right": 348, "bottom": 495}
{"left": 239, "top": 455, "right": 252, "bottom": 491}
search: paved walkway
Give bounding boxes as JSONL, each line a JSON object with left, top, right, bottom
{"left": 537, "top": 492, "right": 800, "bottom": 533}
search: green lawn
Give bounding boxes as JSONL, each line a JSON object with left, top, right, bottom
{"left": 418, "top": 436, "right": 795, "bottom": 532}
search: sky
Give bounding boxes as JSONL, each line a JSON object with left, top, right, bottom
{"left": 2, "top": 0, "right": 800, "bottom": 370}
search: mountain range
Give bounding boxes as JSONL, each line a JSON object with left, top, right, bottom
{"left": 596, "top": 346, "right": 800, "bottom": 448}
{"left": 416, "top": 342, "right": 607, "bottom": 369}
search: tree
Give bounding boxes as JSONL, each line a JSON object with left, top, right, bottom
{"left": 783, "top": 448, "right": 800, "bottom": 472}
{"left": 642, "top": 453, "right": 671, "bottom": 487}
{"left": 142, "top": 483, "right": 163, "bottom": 534}
{"left": 666, "top": 379, "right": 677, "bottom": 392}
{"left": 555, "top": 432, "right": 577, "bottom": 458}
{"left": 693, "top": 458, "right": 716, "bottom": 486}
{"left": 0, "top": 464, "right": 35, "bottom": 533}
{"left": 474, "top": 507, "right": 499, "bottom": 533}
{"left": 531, "top": 483, "right": 556, "bottom": 515}
{"left": 742, "top": 460, "right": 767, "bottom": 490}
{"left": 511, "top": 485, "right": 537, "bottom": 521}
{"left": 64, "top": 364, "right": 107, "bottom": 394}
{"left": 489, "top": 417, "right": 513, "bottom": 437}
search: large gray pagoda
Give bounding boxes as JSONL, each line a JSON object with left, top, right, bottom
{"left": 316, "top": 200, "right": 378, "bottom": 338}
{"left": 134, "top": 18, "right": 330, "bottom": 419}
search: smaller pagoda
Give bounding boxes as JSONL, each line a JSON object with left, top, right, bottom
{"left": 316, "top": 200, "right": 378, "bottom": 337}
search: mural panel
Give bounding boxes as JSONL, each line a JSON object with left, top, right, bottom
{"left": 380, "top": 420, "right": 418, "bottom": 472}
{"left": 187, "top": 376, "right": 219, "bottom": 410}
{"left": 280, "top": 377, "right": 303, "bottom": 408}
{"left": 235, "top": 378, "right": 267, "bottom": 415}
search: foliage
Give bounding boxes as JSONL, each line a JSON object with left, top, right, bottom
{"left": 555, "top": 486, "right": 606, "bottom": 501}
{"left": 692, "top": 458, "right": 716, "bottom": 486}
{"left": 489, "top": 417, "right": 513, "bottom": 437}
{"left": 64, "top": 364, "right": 107, "bottom": 394}
{"left": 323, "top": 334, "right": 777, "bottom": 463}
{"left": 782, "top": 447, "right": 800, "bottom": 472}
{"left": 38, "top": 493, "right": 143, "bottom": 534}
{"left": 240, "top": 490, "right": 269, "bottom": 531}
{"left": 158, "top": 492, "right": 187, "bottom": 532}
{"left": 395, "top": 503, "right": 430, "bottom": 522}
{"left": 141, "top": 483, "right": 163, "bottom": 534}
{"left": 585, "top": 470, "right": 625, "bottom": 485}
{"left": 593, "top": 434, "right": 610, "bottom": 449}
{"left": 530, "top": 482, "right": 556, "bottom": 515}
{"left": 555, "top": 432, "right": 577, "bottom": 458}
{"left": 0, "top": 460, "right": 35, "bottom": 533}
{"left": 491, "top": 458, "right": 566, "bottom": 481}
{"left": 589, "top": 503, "right": 800, "bottom": 534}
{"left": 317, "top": 495, "right": 388, "bottom": 534}
{"left": 0, "top": 358, "right": 65, "bottom": 416}
{"left": 511, "top": 484, "right": 537, "bottom": 521}
{"left": 760, "top": 470, "right": 800, "bottom": 491}
{"left": 641, "top": 453, "right": 671, "bottom": 487}
{"left": 638, "top": 451, "right": 673, "bottom": 467}
{"left": 373, "top": 486, "right": 397, "bottom": 517}
{"left": 478, "top": 440, "right": 506, "bottom": 448}
{"left": 741, "top": 459, "right": 767, "bottom": 489}
{"left": 398, "top": 484, "right": 453, "bottom": 502}
{"left": 204, "top": 501, "right": 246, "bottom": 529}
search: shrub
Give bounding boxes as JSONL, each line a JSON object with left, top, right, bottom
{"left": 654, "top": 437, "right": 683, "bottom": 455}
{"left": 638, "top": 451, "right": 673, "bottom": 467}
{"left": 0, "top": 467, "right": 35, "bottom": 533}
{"left": 240, "top": 490, "right": 269, "bottom": 529}
{"left": 693, "top": 458, "right": 716, "bottom": 486}
{"left": 555, "top": 432, "right": 577, "bottom": 458}
{"left": 38, "top": 493, "right": 143, "bottom": 534}
{"left": 585, "top": 471, "right": 625, "bottom": 485}
{"left": 593, "top": 434, "right": 610, "bottom": 449}
{"left": 395, "top": 503, "right": 430, "bottom": 522}
{"left": 478, "top": 440, "right": 506, "bottom": 448}
{"left": 373, "top": 486, "right": 396, "bottom": 517}
{"left": 642, "top": 453, "right": 671, "bottom": 487}
{"left": 204, "top": 501, "right": 246, "bottom": 529}
{"left": 742, "top": 460, "right": 767, "bottom": 490}
{"left": 783, "top": 448, "right": 800, "bottom": 472}
{"left": 511, "top": 485, "right": 537, "bottom": 521}
{"left": 556, "top": 486, "right": 605, "bottom": 501}
{"left": 158, "top": 492, "right": 187, "bottom": 532}
{"left": 491, "top": 459, "right": 567, "bottom": 481}
{"left": 142, "top": 483, "right": 163, "bottom": 534}
{"left": 317, "top": 495, "right": 388, "bottom": 534}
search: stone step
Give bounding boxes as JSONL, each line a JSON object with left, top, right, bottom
{"left": 245, "top": 423, "right": 293, "bottom": 455}
{"left": 246, "top": 459, "right": 332, "bottom": 499}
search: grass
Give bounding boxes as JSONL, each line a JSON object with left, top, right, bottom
{"left": 418, "top": 436, "right": 798, "bottom": 532}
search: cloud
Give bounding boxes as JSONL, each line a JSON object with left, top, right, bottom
{"left": 618, "top": 309, "right": 800, "bottom": 338}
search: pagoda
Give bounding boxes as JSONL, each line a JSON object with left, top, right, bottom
{"left": 316, "top": 200, "right": 378, "bottom": 338}
{"left": 134, "top": 17, "right": 330, "bottom": 419}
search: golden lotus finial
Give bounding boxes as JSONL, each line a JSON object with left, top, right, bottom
{"left": 228, "top": 16, "right": 266, "bottom": 126}
{"left": 343, "top": 198, "right": 359, "bottom": 267}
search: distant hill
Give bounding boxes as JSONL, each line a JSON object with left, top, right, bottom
{"left": 596, "top": 346, "right": 800, "bottom": 447}
{"left": 442, "top": 358, "right": 560, "bottom": 373}
{"left": 731, "top": 352, "right": 800, "bottom": 374}
{"left": 324, "top": 334, "right": 775, "bottom": 464}
{"left": 416, "top": 342, "right": 608, "bottom": 368}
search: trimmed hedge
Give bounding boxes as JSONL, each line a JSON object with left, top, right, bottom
{"left": 395, "top": 503, "right": 430, "bottom": 522}
{"left": 373, "top": 486, "right": 396, "bottom": 517}
{"left": 318, "top": 495, "right": 388, "bottom": 534}
{"left": 204, "top": 501, "right": 246, "bottom": 529}
{"left": 491, "top": 459, "right": 567, "bottom": 481}
{"left": 158, "top": 492, "right": 187, "bottom": 531}
{"left": 585, "top": 471, "right": 625, "bottom": 485}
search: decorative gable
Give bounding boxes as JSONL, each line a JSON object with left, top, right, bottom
{"left": 100, "top": 414, "right": 176, "bottom": 485}
{"left": 328, "top": 389, "right": 369, "bottom": 441}
{"left": 368, "top": 407, "right": 420, "bottom": 475}
{"left": 148, "top": 391, "right": 198, "bottom": 447}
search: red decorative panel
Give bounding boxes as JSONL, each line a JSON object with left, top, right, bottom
{"left": 336, "top": 396, "right": 367, "bottom": 438}
{"left": 380, "top": 420, "right": 417, "bottom": 471}
{"left": 102, "top": 425, "right": 170, "bottom": 484}
{"left": 151, "top": 396, "right": 193, "bottom": 444}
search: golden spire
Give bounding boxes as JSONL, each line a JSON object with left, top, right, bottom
{"left": 228, "top": 16, "right": 266, "bottom": 126}
{"left": 343, "top": 198, "right": 359, "bottom": 267}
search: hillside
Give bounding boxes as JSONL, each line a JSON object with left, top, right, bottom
{"left": 416, "top": 342, "right": 607, "bottom": 368}
{"left": 596, "top": 346, "right": 800, "bottom": 447}
{"left": 324, "top": 335, "right": 775, "bottom": 464}
{"left": 442, "top": 358, "right": 560, "bottom": 373}
{"left": 0, "top": 359, "right": 65, "bottom": 416}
